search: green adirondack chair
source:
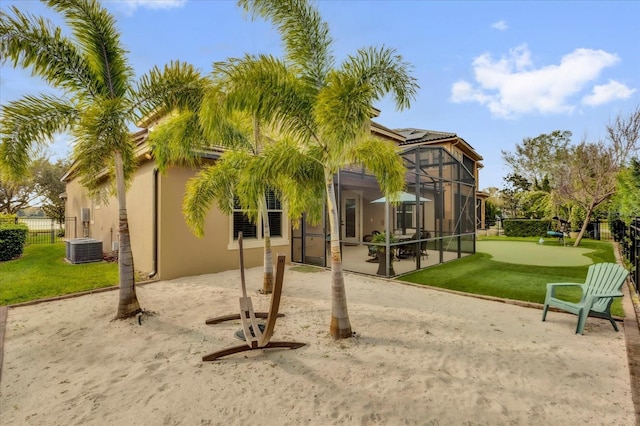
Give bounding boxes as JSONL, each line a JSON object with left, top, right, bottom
{"left": 542, "top": 262, "right": 628, "bottom": 334}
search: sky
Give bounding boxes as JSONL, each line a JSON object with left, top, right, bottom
{"left": 1, "top": 0, "right": 639, "bottom": 190}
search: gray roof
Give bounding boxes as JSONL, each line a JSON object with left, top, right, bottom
{"left": 394, "top": 128, "right": 457, "bottom": 146}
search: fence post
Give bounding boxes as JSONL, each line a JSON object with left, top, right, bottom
{"left": 634, "top": 217, "right": 639, "bottom": 293}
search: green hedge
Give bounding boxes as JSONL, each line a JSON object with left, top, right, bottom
{"left": 0, "top": 214, "right": 17, "bottom": 225}
{"left": 0, "top": 224, "right": 29, "bottom": 261}
{"left": 503, "top": 219, "right": 551, "bottom": 237}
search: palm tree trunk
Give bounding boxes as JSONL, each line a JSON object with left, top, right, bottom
{"left": 325, "top": 170, "right": 352, "bottom": 338}
{"left": 260, "top": 195, "right": 274, "bottom": 294}
{"left": 253, "top": 116, "right": 274, "bottom": 294}
{"left": 114, "top": 151, "right": 142, "bottom": 319}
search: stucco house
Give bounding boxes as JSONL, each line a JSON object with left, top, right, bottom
{"left": 62, "top": 112, "right": 485, "bottom": 280}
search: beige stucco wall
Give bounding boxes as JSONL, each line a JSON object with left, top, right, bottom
{"left": 64, "top": 162, "right": 155, "bottom": 274}
{"left": 64, "top": 179, "right": 89, "bottom": 240}
{"left": 125, "top": 162, "right": 155, "bottom": 274}
{"left": 156, "top": 165, "right": 290, "bottom": 280}
{"left": 65, "top": 161, "right": 291, "bottom": 281}
{"left": 64, "top": 178, "right": 120, "bottom": 252}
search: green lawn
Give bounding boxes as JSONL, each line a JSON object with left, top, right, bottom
{"left": 0, "top": 243, "right": 118, "bottom": 305}
{"left": 1, "top": 238, "right": 626, "bottom": 318}
{"left": 398, "top": 237, "right": 625, "bottom": 317}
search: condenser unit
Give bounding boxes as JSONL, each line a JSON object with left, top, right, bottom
{"left": 66, "top": 238, "right": 103, "bottom": 264}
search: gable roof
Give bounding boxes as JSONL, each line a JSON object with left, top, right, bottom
{"left": 371, "top": 120, "right": 405, "bottom": 142}
{"left": 395, "top": 128, "right": 456, "bottom": 144}
{"left": 394, "top": 127, "right": 483, "bottom": 162}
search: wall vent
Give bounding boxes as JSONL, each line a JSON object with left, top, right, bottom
{"left": 66, "top": 238, "right": 103, "bottom": 264}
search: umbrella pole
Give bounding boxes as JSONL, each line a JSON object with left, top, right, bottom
{"left": 402, "top": 203, "right": 406, "bottom": 235}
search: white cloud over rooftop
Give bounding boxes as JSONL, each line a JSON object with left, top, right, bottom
{"left": 451, "top": 44, "right": 635, "bottom": 118}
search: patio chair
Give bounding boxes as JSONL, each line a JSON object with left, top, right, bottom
{"left": 403, "top": 231, "right": 430, "bottom": 260}
{"left": 542, "top": 262, "right": 628, "bottom": 334}
{"left": 202, "top": 233, "right": 305, "bottom": 361}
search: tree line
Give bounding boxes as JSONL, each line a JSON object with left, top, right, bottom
{"left": 0, "top": 157, "right": 69, "bottom": 222}
{"left": 486, "top": 107, "right": 640, "bottom": 246}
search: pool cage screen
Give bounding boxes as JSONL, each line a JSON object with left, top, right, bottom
{"left": 291, "top": 146, "right": 476, "bottom": 278}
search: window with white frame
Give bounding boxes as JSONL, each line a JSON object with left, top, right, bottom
{"left": 232, "top": 190, "right": 282, "bottom": 240}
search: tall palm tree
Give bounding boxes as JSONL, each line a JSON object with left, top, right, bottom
{"left": 238, "top": 0, "right": 419, "bottom": 338}
{"left": 147, "top": 57, "right": 313, "bottom": 294}
{"left": 0, "top": 0, "right": 204, "bottom": 319}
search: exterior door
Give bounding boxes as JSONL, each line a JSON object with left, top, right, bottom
{"left": 341, "top": 191, "right": 361, "bottom": 243}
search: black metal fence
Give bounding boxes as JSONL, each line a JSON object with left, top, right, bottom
{"left": 586, "top": 219, "right": 612, "bottom": 241}
{"left": 611, "top": 217, "right": 640, "bottom": 293}
{"left": 9, "top": 217, "right": 78, "bottom": 244}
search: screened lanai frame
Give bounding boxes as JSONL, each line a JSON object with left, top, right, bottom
{"left": 290, "top": 145, "right": 476, "bottom": 277}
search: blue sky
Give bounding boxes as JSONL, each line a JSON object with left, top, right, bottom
{"left": 1, "top": 0, "right": 639, "bottom": 190}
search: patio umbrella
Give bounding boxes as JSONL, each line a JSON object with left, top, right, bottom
{"left": 370, "top": 191, "right": 431, "bottom": 204}
{"left": 371, "top": 191, "right": 431, "bottom": 234}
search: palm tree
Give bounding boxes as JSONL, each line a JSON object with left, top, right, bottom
{"left": 238, "top": 0, "right": 419, "bottom": 338}
{"left": 0, "top": 0, "right": 204, "bottom": 319}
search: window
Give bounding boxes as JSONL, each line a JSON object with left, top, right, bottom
{"left": 265, "top": 190, "right": 283, "bottom": 237}
{"left": 462, "top": 154, "right": 475, "bottom": 183}
{"left": 232, "top": 190, "right": 282, "bottom": 240}
{"left": 395, "top": 204, "right": 415, "bottom": 230}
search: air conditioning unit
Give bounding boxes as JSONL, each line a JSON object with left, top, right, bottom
{"left": 66, "top": 238, "right": 103, "bottom": 264}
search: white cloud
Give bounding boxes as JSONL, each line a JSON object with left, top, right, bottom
{"left": 451, "top": 81, "right": 491, "bottom": 104}
{"left": 450, "top": 44, "right": 627, "bottom": 118}
{"left": 112, "top": 0, "right": 187, "bottom": 16}
{"left": 491, "top": 20, "right": 508, "bottom": 31}
{"left": 582, "top": 80, "right": 636, "bottom": 106}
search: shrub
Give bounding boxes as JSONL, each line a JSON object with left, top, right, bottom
{"left": 503, "top": 219, "right": 551, "bottom": 237}
{"left": 370, "top": 232, "right": 398, "bottom": 251}
{"left": 0, "top": 214, "right": 17, "bottom": 225}
{"left": 0, "top": 223, "right": 29, "bottom": 261}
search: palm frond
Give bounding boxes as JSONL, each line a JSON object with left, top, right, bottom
{"left": 238, "top": 0, "right": 333, "bottom": 87}
{"left": 342, "top": 46, "right": 419, "bottom": 110}
{"left": 72, "top": 98, "right": 134, "bottom": 195}
{"left": 314, "top": 71, "right": 372, "bottom": 157}
{"left": 349, "top": 137, "right": 406, "bottom": 197}
{"left": 260, "top": 138, "right": 325, "bottom": 222}
{"left": 199, "top": 84, "right": 253, "bottom": 151}
{"left": 0, "top": 6, "right": 98, "bottom": 96}
{"left": 235, "top": 156, "right": 271, "bottom": 222}
{"left": 47, "top": 0, "right": 133, "bottom": 98}
{"left": 0, "top": 94, "right": 78, "bottom": 178}
{"left": 182, "top": 154, "right": 244, "bottom": 237}
{"left": 147, "top": 111, "right": 206, "bottom": 172}
{"left": 213, "top": 54, "right": 316, "bottom": 143}
{"left": 135, "top": 60, "right": 208, "bottom": 122}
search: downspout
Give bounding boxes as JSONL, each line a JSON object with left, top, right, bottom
{"left": 148, "top": 167, "right": 159, "bottom": 279}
